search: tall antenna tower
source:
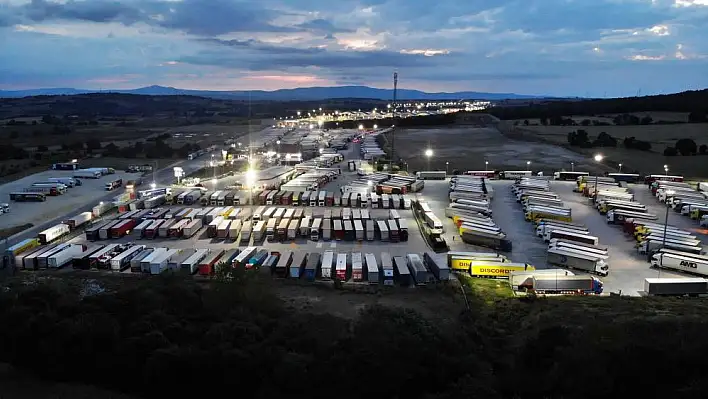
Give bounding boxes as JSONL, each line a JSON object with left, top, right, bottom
{"left": 391, "top": 72, "right": 398, "bottom": 172}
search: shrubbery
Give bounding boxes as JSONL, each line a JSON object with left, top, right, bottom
{"left": 2, "top": 275, "right": 708, "bottom": 398}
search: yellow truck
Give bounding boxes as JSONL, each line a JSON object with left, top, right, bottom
{"left": 469, "top": 261, "right": 536, "bottom": 278}
{"left": 447, "top": 251, "right": 509, "bottom": 272}
{"left": 525, "top": 209, "right": 572, "bottom": 223}
{"left": 690, "top": 207, "right": 708, "bottom": 220}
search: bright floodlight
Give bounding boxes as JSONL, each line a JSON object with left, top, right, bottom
{"left": 387, "top": 104, "right": 391, "bottom": 109}
{"left": 319, "top": 148, "right": 324, "bottom": 154}
{"left": 276, "top": 140, "right": 281, "bottom": 145}
{"left": 309, "top": 124, "right": 314, "bottom": 129}
{"left": 425, "top": 149, "right": 433, "bottom": 157}
{"left": 526, "top": 161, "right": 531, "bottom": 165}
{"left": 664, "top": 164, "right": 668, "bottom": 169}
{"left": 358, "top": 124, "right": 364, "bottom": 130}
{"left": 245, "top": 169, "right": 256, "bottom": 186}
{"left": 99, "top": 201, "right": 104, "bottom": 205}
{"left": 211, "top": 178, "right": 217, "bottom": 185}
{"left": 150, "top": 182, "right": 157, "bottom": 189}
{"left": 71, "top": 159, "right": 78, "bottom": 163}
{"left": 297, "top": 111, "right": 301, "bottom": 116}
{"left": 373, "top": 124, "right": 378, "bottom": 129}
{"left": 367, "top": 180, "right": 373, "bottom": 186}
{"left": 594, "top": 154, "right": 604, "bottom": 162}
{"left": 485, "top": 161, "right": 489, "bottom": 165}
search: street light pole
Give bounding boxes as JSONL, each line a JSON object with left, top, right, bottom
{"left": 571, "top": 162, "right": 574, "bottom": 172}
{"left": 618, "top": 163, "right": 622, "bottom": 173}
{"left": 485, "top": 161, "right": 489, "bottom": 172}
{"left": 593, "top": 154, "right": 603, "bottom": 202}
{"left": 660, "top": 190, "right": 674, "bottom": 278}
{"left": 445, "top": 162, "right": 449, "bottom": 176}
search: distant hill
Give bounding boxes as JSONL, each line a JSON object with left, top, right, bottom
{"left": 487, "top": 89, "right": 708, "bottom": 120}
{"left": 0, "top": 85, "right": 544, "bottom": 101}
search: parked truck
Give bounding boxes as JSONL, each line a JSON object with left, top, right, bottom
{"left": 650, "top": 251, "right": 708, "bottom": 277}
{"left": 517, "top": 275, "right": 604, "bottom": 295}
{"left": 415, "top": 171, "right": 446, "bottom": 180}
{"left": 643, "top": 278, "right": 708, "bottom": 296}
{"left": 547, "top": 247, "right": 609, "bottom": 276}
{"left": 460, "top": 227, "right": 512, "bottom": 252}
{"left": 64, "top": 212, "right": 93, "bottom": 229}
{"left": 105, "top": 178, "right": 123, "bottom": 191}
{"left": 38, "top": 223, "right": 70, "bottom": 244}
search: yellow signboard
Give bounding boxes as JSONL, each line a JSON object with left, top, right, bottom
{"left": 470, "top": 263, "right": 535, "bottom": 278}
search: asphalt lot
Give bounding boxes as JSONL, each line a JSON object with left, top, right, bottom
{"left": 3, "top": 153, "right": 218, "bottom": 249}
{"left": 1, "top": 169, "right": 139, "bottom": 229}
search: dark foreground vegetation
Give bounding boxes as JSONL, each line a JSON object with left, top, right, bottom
{"left": 1, "top": 272, "right": 708, "bottom": 399}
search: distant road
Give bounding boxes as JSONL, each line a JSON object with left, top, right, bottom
{"left": 3, "top": 154, "right": 214, "bottom": 248}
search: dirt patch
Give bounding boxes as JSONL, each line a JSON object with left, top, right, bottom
{"left": 389, "top": 126, "right": 599, "bottom": 174}
{"left": 0, "top": 224, "right": 33, "bottom": 239}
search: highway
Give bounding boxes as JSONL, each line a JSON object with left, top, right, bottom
{"left": 2, "top": 153, "right": 216, "bottom": 250}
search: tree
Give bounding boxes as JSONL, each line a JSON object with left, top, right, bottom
{"left": 523, "top": 119, "right": 529, "bottom": 126}
{"left": 663, "top": 147, "right": 678, "bottom": 156}
{"left": 86, "top": 138, "right": 101, "bottom": 151}
{"left": 640, "top": 115, "right": 653, "bottom": 125}
{"left": 699, "top": 144, "right": 707, "bottom": 155}
{"left": 675, "top": 138, "right": 697, "bottom": 156}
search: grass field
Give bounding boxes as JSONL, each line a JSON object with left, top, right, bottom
{"left": 500, "top": 120, "right": 708, "bottom": 178}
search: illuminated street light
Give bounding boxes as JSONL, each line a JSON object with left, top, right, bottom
{"left": 664, "top": 164, "right": 669, "bottom": 173}
{"left": 425, "top": 149, "right": 433, "bottom": 170}
{"left": 367, "top": 180, "right": 373, "bottom": 187}
{"left": 618, "top": 163, "right": 622, "bottom": 172}
{"left": 526, "top": 160, "right": 531, "bottom": 171}
{"left": 319, "top": 148, "right": 324, "bottom": 154}
{"left": 358, "top": 124, "right": 364, "bottom": 130}
{"left": 592, "top": 154, "right": 604, "bottom": 202}
{"left": 485, "top": 161, "right": 489, "bottom": 171}
{"left": 150, "top": 182, "right": 157, "bottom": 189}
{"left": 387, "top": 104, "right": 391, "bottom": 109}
{"left": 373, "top": 124, "right": 378, "bottom": 129}
{"left": 211, "top": 178, "right": 217, "bottom": 186}
{"left": 309, "top": 124, "right": 314, "bottom": 129}
{"left": 297, "top": 111, "right": 301, "bottom": 116}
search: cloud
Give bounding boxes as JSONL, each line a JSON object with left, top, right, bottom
{"left": 296, "top": 18, "right": 353, "bottom": 33}
{"left": 0, "top": 0, "right": 707, "bottom": 96}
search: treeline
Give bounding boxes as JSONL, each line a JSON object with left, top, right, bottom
{"left": 488, "top": 89, "right": 708, "bottom": 120}
{"left": 664, "top": 139, "right": 708, "bottom": 156}
{"left": 1, "top": 274, "right": 708, "bottom": 398}
{"left": 566, "top": 130, "right": 652, "bottom": 151}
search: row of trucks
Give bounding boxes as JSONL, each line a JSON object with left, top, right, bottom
{"left": 650, "top": 180, "right": 708, "bottom": 224}
{"left": 251, "top": 188, "right": 412, "bottom": 210}
{"left": 414, "top": 200, "right": 448, "bottom": 251}
{"left": 445, "top": 250, "right": 604, "bottom": 295}
{"left": 73, "top": 167, "right": 115, "bottom": 179}
{"left": 514, "top": 177, "right": 610, "bottom": 276}
{"left": 6, "top": 241, "right": 450, "bottom": 287}
{"left": 443, "top": 175, "right": 500, "bottom": 251}
{"left": 14, "top": 177, "right": 81, "bottom": 200}
{"left": 84, "top": 206, "right": 249, "bottom": 241}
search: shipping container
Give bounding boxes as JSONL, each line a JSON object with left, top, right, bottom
{"left": 393, "top": 256, "right": 412, "bottom": 286}
{"left": 228, "top": 219, "right": 242, "bottom": 240}
{"left": 240, "top": 221, "right": 253, "bottom": 243}
{"left": 321, "top": 250, "right": 334, "bottom": 279}
{"left": 364, "top": 253, "right": 379, "bottom": 284}
{"left": 198, "top": 249, "right": 225, "bottom": 275}
{"left": 110, "top": 245, "right": 146, "bottom": 271}
{"left": 181, "top": 248, "right": 210, "bottom": 274}
{"left": 73, "top": 245, "right": 108, "bottom": 270}
{"left": 289, "top": 252, "right": 308, "bottom": 279}
{"left": 38, "top": 223, "right": 70, "bottom": 244}
{"left": 129, "top": 248, "right": 154, "bottom": 273}
{"left": 304, "top": 252, "right": 320, "bottom": 281}
{"left": 380, "top": 252, "right": 394, "bottom": 285}
{"left": 47, "top": 244, "right": 86, "bottom": 269}
{"left": 310, "top": 218, "right": 322, "bottom": 241}
{"left": 272, "top": 251, "right": 291, "bottom": 277}
{"left": 233, "top": 246, "right": 257, "bottom": 268}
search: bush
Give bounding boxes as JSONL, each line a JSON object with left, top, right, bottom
{"left": 664, "top": 147, "right": 679, "bottom": 156}
{"left": 675, "top": 138, "right": 698, "bottom": 156}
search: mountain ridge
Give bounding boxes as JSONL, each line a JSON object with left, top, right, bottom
{"left": 0, "top": 85, "right": 547, "bottom": 100}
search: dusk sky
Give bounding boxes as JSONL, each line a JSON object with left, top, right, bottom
{"left": 1, "top": 0, "right": 707, "bottom": 97}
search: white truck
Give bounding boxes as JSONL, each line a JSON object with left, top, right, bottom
{"left": 546, "top": 247, "right": 609, "bottom": 276}
{"left": 47, "top": 244, "right": 85, "bottom": 268}
{"left": 650, "top": 251, "right": 708, "bottom": 276}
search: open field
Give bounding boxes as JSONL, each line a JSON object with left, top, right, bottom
{"left": 499, "top": 121, "right": 708, "bottom": 177}
{"left": 389, "top": 126, "right": 602, "bottom": 174}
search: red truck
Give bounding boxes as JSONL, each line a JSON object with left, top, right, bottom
{"left": 110, "top": 219, "right": 137, "bottom": 239}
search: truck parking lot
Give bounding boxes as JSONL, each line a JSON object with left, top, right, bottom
{"left": 1, "top": 169, "right": 137, "bottom": 231}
